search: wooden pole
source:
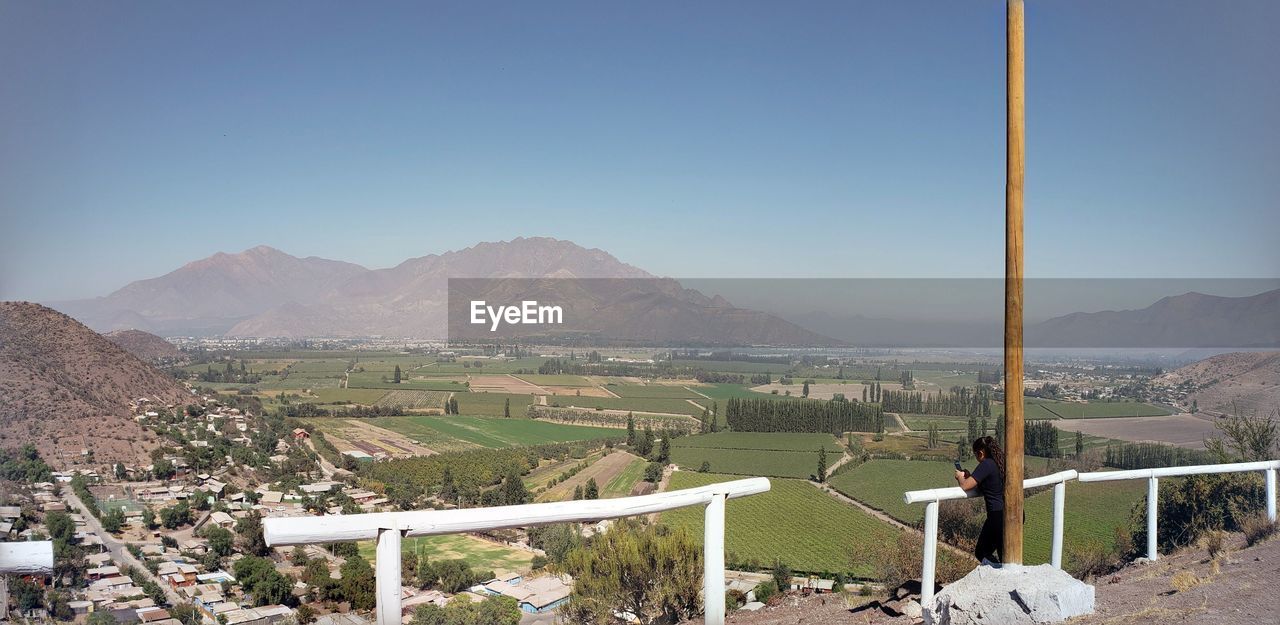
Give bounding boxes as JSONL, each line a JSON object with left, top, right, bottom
{"left": 1003, "top": 0, "right": 1026, "bottom": 566}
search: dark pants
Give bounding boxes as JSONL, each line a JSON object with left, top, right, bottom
{"left": 974, "top": 511, "right": 1004, "bottom": 564}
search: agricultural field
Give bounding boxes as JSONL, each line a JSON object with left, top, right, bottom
{"left": 375, "top": 390, "right": 450, "bottom": 410}
{"left": 296, "top": 388, "right": 390, "bottom": 405}
{"left": 602, "top": 455, "right": 647, "bottom": 497}
{"left": 346, "top": 371, "right": 469, "bottom": 391}
{"left": 668, "top": 359, "right": 783, "bottom": 374}
{"left": 990, "top": 399, "right": 1172, "bottom": 420}
{"left": 672, "top": 432, "right": 843, "bottom": 453}
{"left": 829, "top": 459, "right": 957, "bottom": 525}
{"left": 669, "top": 448, "right": 826, "bottom": 480}
{"left": 358, "top": 534, "right": 534, "bottom": 573}
{"left": 523, "top": 453, "right": 602, "bottom": 491}
{"left": 365, "top": 415, "right": 619, "bottom": 451}
{"left": 606, "top": 384, "right": 705, "bottom": 399}
{"left": 467, "top": 375, "right": 548, "bottom": 394}
{"left": 454, "top": 392, "right": 534, "bottom": 417}
{"left": 751, "top": 381, "right": 893, "bottom": 401}
{"left": 300, "top": 418, "right": 436, "bottom": 457}
{"left": 537, "top": 451, "right": 642, "bottom": 502}
{"left": 1052, "top": 414, "right": 1216, "bottom": 449}
{"left": 546, "top": 396, "right": 709, "bottom": 417}
{"left": 1023, "top": 480, "right": 1145, "bottom": 565}
{"left": 514, "top": 374, "right": 594, "bottom": 387}
{"left": 661, "top": 472, "right": 900, "bottom": 576}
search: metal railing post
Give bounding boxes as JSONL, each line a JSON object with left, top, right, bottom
{"left": 1146, "top": 477, "right": 1158, "bottom": 561}
{"left": 376, "top": 527, "right": 403, "bottom": 625}
{"left": 1051, "top": 480, "right": 1066, "bottom": 569}
{"left": 1266, "top": 468, "right": 1277, "bottom": 523}
{"left": 704, "top": 493, "right": 727, "bottom": 625}
{"left": 921, "top": 500, "right": 939, "bottom": 609}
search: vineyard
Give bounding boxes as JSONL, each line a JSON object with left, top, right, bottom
{"left": 374, "top": 389, "right": 450, "bottom": 410}
{"left": 526, "top": 405, "right": 700, "bottom": 433}
{"left": 1023, "top": 480, "right": 1145, "bottom": 565}
{"left": 661, "top": 472, "right": 900, "bottom": 576}
{"left": 367, "top": 415, "right": 622, "bottom": 451}
{"left": 669, "top": 447, "right": 824, "bottom": 479}
{"left": 672, "top": 432, "right": 843, "bottom": 453}
{"left": 829, "top": 459, "right": 958, "bottom": 525}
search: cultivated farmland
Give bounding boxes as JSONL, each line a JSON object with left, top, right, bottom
{"left": 358, "top": 534, "right": 533, "bottom": 572}
{"left": 829, "top": 459, "right": 957, "bottom": 525}
{"left": 537, "top": 451, "right": 642, "bottom": 502}
{"left": 669, "top": 448, "right": 825, "bottom": 480}
{"left": 365, "top": 415, "right": 620, "bottom": 452}
{"left": 672, "top": 432, "right": 843, "bottom": 453}
{"left": 1023, "top": 480, "right": 1145, "bottom": 565}
{"left": 661, "top": 472, "right": 900, "bottom": 576}
{"left": 375, "top": 389, "right": 450, "bottom": 410}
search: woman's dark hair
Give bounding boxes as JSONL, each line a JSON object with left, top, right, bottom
{"left": 972, "top": 436, "right": 1006, "bottom": 477}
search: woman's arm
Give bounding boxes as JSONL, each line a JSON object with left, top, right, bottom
{"left": 954, "top": 470, "right": 978, "bottom": 491}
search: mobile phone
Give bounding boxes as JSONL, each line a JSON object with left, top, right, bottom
{"left": 954, "top": 462, "right": 963, "bottom": 471}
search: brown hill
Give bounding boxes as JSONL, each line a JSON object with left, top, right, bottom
{"left": 52, "top": 238, "right": 835, "bottom": 345}
{"left": 105, "top": 329, "right": 186, "bottom": 364}
{"left": 0, "top": 302, "right": 192, "bottom": 467}
{"left": 1029, "top": 289, "right": 1280, "bottom": 348}
{"left": 1158, "top": 351, "right": 1280, "bottom": 417}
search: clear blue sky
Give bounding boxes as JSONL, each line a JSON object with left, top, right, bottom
{"left": 2, "top": 0, "right": 1277, "bottom": 301}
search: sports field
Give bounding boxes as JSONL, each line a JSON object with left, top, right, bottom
{"left": 357, "top": 534, "right": 534, "bottom": 572}
{"left": 661, "top": 472, "right": 900, "bottom": 576}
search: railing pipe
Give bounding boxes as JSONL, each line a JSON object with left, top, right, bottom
{"left": 704, "top": 492, "right": 727, "bottom": 625}
{"left": 1265, "top": 468, "right": 1276, "bottom": 523}
{"left": 1146, "top": 477, "right": 1159, "bottom": 561}
{"left": 263, "top": 477, "right": 770, "bottom": 625}
{"left": 1051, "top": 481, "right": 1066, "bottom": 569}
{"left": 920, "top": 501, "right": 939, "bottom": 608}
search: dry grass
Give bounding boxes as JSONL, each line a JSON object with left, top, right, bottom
{"left": 1240, "top": 513, "right": 1278, "bottom": 547}
{"left": 1170, "top": 570, "right": 1202, "bottom": 593}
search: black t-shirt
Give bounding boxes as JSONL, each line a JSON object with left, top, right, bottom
{"left": 971, "top": 457, "right": 1004, "bottom": 513}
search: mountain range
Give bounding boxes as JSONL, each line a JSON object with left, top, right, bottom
{"left": 52, "top": 238, "right": 829, "bottom": 345}
{"left": 47, "top": 238, "right": 1279, "bottom": 347}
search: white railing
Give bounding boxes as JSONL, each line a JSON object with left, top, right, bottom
{"left": 263, "top": 477, "right": 770, "bottom": 625}
{"left": 902, "top": 469, "right": 1077, "bottom": 607}
{"left": 903, "top": 460, "right": 1280, "bottom": 609}
{"left": 1077, "top": 459, "right": 1279, "bottom": 562}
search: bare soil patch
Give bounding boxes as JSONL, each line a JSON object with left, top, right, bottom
{"left": 1053, "top": 413, "right": 1217, "bottom": 449}
{"left": 537, "top": 451, "right": 641, "bottom": 502}
{"left": 545, "top": 385, "right": 614, "bottom": 397}
{"left": 310, "top": 418, "right": 436, "bottom": 457}
{"left": 468, "top": 374, "right": 548, "bottom": 394}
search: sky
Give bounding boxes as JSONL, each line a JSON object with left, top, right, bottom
{"left": 1, "top": 0, "right": 1277, "bottom": 302}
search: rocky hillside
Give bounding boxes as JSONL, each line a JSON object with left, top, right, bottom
{"left": 1030, "top": 289, "right": 1280, "bottom": 348}
{"left": 0, "top": 302, "right": 191, "bottom": 467}
{"left": 105, "top": 329, "right": 187, "bottom": 364}
{"left": 1159, "top": 351, "right": 1280, "bottom": 417}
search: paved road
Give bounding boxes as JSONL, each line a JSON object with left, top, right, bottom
{"left": 62, "top": 488, "right": 184, "bottom": 606}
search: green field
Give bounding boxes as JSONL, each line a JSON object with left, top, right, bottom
{"left": 661, "top": 472, "right": 900, "bottom": 576}
{"left": 299, "top": 388, "right": 390, "bottom": 405}
{"left": 454, "top": 392, "right": 534, "bottom": 417}
{"left": 602, "top": 455, "right": 648, "bottom": 497}
{"left": 668, "top": 359, "right": 783, "bottom": 374}
{"left": 607, "top": 384, "right": 705, "bottom": 399}
{"left": 1024, "top": 480, "right": 1145, "bottom": 565}
{"left": 672, "top": 432, "right": 843, "bottom": 453}
{"left": 357, "top": 534, "right": 533, "bottom": 573}
{"left": 829, "top": 459, "right": 957, "bottom": 525}
{"left": 364, "top": 416, "right": 620, "bottom": 451}
{"left": 669, "top": 448, "right": 825, "bottom": 479}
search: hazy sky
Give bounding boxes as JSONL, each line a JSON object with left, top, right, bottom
{"left": 2, "top": 0, "right": 1277, "bottom": 301}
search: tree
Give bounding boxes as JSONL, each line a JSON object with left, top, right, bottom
{"left": 816, "top": 447, "right": 827, "bottom": 483}
{"left": 504, "top": 398, "right": 511, "bottom": 418}
{"left": 643, "top": 462, "right": 663, "bottom": 483}
{"left": 626, "top": 413, "right": 636, "bottom": 446}
{"left": 637, "top": 427, "right": 655, "bottom": 457}
{"left": 114, "top": 463, "right": 127, "bottom": 480}
{"left": 340, "top": 555, "right": 377, "bottom": 610}
{"left": 291, "top": 546, "right": 310, "bottom": 567}
{"left": 435, "top": 559, "right": 477, "bottom": 593}
{"left": 501, "top": 469, "right": 530, "bottom": 506}
{"left": 439, "top": 467, "right": 458, "bottom": 504}
{"left": 394, "top": 365, "right": 402, "bottom": 384}
{"left": 87, "top": 611, "right": 119, "bottom": 625}
{"left": 771, "top": 559, "right": 792, "bottom": 595}
{"left": 303, "top": 559, "right": 337, "bottom": 601}
{"left": 573, "top": 485, "right": 584, "bottom": 500}
{"left": 1205, "top": 411, "right": 1279, "bottom": 463}
{"left": 1075, "top": 431, "right": 1085, "bottom": 457}
{"left": 584, "top": 478, "right": 599, "bottom": 500}
{"left": 101, "top": 508, "right": 125, "bottom": 533}
{"left": 141, "top": 506, "right": 158, "bottom": 530}
{"left": 802, "top": 381, "right": 810, "bottom": 398}
{"left": 657, "top": 437, "right": 670, "bottom": 464}
{"left": 699, "top": 461, "right": 711, "bottom": 473}
{"left": 561, "top": 520, "right": 702, "bottom": 625}
{"left": 236, "top": 512, "right": 271, "bottom": 556}
{"left": 204, "top": 526, "right": 235, "bottom": 558}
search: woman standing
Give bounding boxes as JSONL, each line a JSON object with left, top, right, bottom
{"left": 954, "top": 435, "right": 1006, "bottom": 564}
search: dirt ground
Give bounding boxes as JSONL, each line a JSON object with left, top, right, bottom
{"left": 536, "top": 451, "right": 640, "bottom": 502}
{"left": 545, "top": 385, "right": 614, "bottom": 397}
{"left": 1052, "top": 413, "right": 1218, "bottom": 449}
{"left": 312, "top": 418, "right": 436, "bottom": 457}
{"left": 700, "top": 534, "right": 1280, "bottom": 625}
{"left": 468, "top": 374, "right": 549, "bottom": 394}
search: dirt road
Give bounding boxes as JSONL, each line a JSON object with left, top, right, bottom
{"left": 62, "top": 488, "right": 183, "bottom": 606}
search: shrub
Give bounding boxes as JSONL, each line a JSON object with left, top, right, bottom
{"left": 1129, "top": 472, "right": 1265, "bottom": 556}
{"left": 1240, "top": 513, "right": 1277, "bottom": 547}
{"left": 860, "top": 531, "right": 975, "bottom": 595}
{"left": 753, "top": 579, "right": 778, "bottom": 604}
{"left": 1064, "top": 538, "right": 1118, "bottom": 580}
{"left": 1203, "top": 530, "right": 1225, "bottom": 560}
